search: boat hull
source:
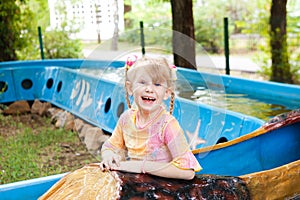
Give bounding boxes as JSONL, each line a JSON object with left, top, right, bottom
{"left": 0, "top": 59, "right": 264, "bottom": 148}
{"left": 1, "top": 59, "right": 300, "bottom": 199}
{"left": 194, "top": 109, "right": 300, "bottom": 176}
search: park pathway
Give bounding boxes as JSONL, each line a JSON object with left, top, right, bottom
{"left": 83, "top": 47, "right": 262, "bottom": 75}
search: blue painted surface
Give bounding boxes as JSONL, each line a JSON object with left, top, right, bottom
{"left": 178, "top": 67, "right": 300, "bottom": 103}
{"left": 0, "top": 59, "right": 265, "bottom": 146}
{"left": 0, "top": 173, "right": 67, "bottom": 200}
{"left": 0, "top": 70, "right": 16, "bottom": 102}
{"left": 0, "top": 59, "right": 125, "bottom": 69}
{"left": 196, "top": 122, "right": 300, "bottom": 176}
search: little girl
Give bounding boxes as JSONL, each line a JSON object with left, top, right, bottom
{"left": 38, "top": 56, "right": 202, "bottom": 199}
{"left": 99, "top": 56, "right": 201, "bottom": 180}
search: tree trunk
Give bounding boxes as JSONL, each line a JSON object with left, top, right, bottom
{"left": 269, "top": 0, "right": 293, "bottom": 83}
{"left": 0, "top": 1, "right": 19, "bottom": 61}
{"left": 111, "top": 0, "right": 119, "bottom": 51}
{"left": 170, "top": 0, "right": 196, "bottom": 70}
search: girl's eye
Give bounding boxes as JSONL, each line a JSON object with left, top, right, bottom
{"left": 139, "top": 80, "right": 146, "bottom": 84}
{"left": 154, "top": 83, "right": 162, "bottom": 87}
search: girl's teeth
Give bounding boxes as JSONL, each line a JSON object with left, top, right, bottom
{"left": 142, "top": 97, "right": 155, "bottom": 101}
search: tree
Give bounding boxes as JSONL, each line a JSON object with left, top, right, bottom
{"left": 0, "top": 0, "right": 27, "bottom": 61}
{"left": 111, "top": 0, "right": 119, "bottom": 51}
{"left": 170, "top": 0, "right": 196, "bottom": 69}
{"left": 269, "top": 0, "right": 293, "bottom": 83}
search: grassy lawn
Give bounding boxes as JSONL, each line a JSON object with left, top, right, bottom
{"left": 0, "top": 113, "right": 98, "bottom": 184}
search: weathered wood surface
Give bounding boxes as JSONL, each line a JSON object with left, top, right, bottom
{"left": 39, "top": 165, "right": 250, "bottom": 200}
{"left": 241, "top": 159, "right": 300, "bottom": 200}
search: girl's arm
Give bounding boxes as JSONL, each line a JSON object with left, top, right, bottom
{"left": 99, "top": 116, "right": 126, "bottom": 170}
{"left": 112, "top": 160, "right": 195, "bottom": 180}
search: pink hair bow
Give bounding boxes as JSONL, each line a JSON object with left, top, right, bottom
{"left": 169, "top": 65, "right": 176, "bottom": 69}
{"left": 170, "top": 64, "right": 177, "bottom": 81}
{"left": 125, "top": 55, "right": 138, "bottom": 69}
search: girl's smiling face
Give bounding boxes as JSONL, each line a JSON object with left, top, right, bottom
{"left": 126, "top": 68, "right": 171, "bottom": 114}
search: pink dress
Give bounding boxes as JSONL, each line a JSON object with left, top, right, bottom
{"left": 102, "top": 107, "right": 202, "bottom": 172}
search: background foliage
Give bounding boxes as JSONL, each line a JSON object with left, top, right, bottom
{"left": 122, "top": 0, "right": 299, "bottom": 82}
{"left": 0, "top": 0, "right": 299, "bottom": 82}
{"left": 0, "top": 0, "right": 82, "bottom": 61}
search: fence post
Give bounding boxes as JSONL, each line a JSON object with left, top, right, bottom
{"left": 224, "top": 17, "right": 230, "bottom": 75}
{"left": 140, "top": 21, "right": 145, "bottom": 56}
{"left": 38, "top": 26, "right": 45, "bottom": 60}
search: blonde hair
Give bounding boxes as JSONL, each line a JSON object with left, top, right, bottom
{"left": 125, "top": 56, "right": 176, "bottom": 114}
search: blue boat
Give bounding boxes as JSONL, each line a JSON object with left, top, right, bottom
{"left": 0, "top": 59, "right": 299, "bottom": 199}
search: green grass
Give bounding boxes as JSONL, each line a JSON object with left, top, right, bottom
{"left": 0, "top": 114, "right": 97, "bottom": 184}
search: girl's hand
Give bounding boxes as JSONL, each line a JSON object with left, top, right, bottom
{"left": 99, "top": 150, "right": 121, "bottom": 171}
